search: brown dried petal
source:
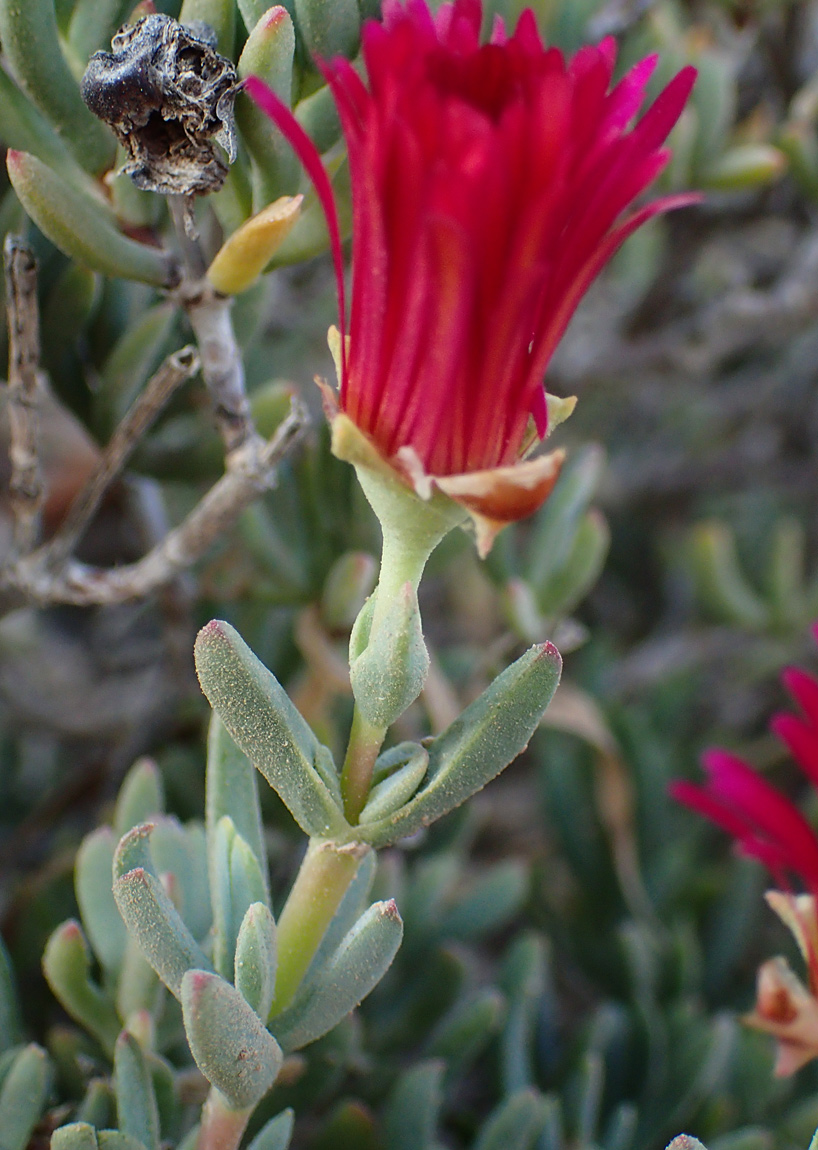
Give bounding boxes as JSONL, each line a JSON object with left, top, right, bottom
{"left": 744, "top": 957, "right": 818, "bottom": 1076}
{"left": 81, "top": 14, "right": 238, "bottom": 196}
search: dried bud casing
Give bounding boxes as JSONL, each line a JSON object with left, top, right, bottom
{"left": 80, "top": 14, "right": 239, "bottom": 196}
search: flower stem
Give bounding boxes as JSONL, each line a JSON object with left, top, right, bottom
{"left": 269, "top": 837, "right": 370, "bottom": 1018}
{"left": 340, "top": 706, "right": 387, "bottom": 823}
{"left": 197, "top": 1089, "right": 252, "bottom": 1150}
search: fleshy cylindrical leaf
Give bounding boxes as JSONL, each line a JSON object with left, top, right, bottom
{"left": 113, "top": 863, "right": 213, "bottom": 999}
{"left": 195, "top": 621, "right": 348, "bottom": 838}
{"left": 384, "top": 1061, "right": 445, "bottom": 1150}
{"left": 0, "top": 937, "right": 23, "bottom": 1053}
{"left": 237, "top": 8, "right": 299, "bottom": 206}
{"left": 7, "top": 152, "right": 176, "bottom": 287}
{"left": 0, "top": 0, "right": 114, "bottom": 173}
{"left": 359, "top": 746, "right": 428, "bottom": 825}
{"left": 207, "top": 715, "right": 269, "bottom": 905}
{"left": 320, "top": 551, "right": 378, "bottom": 631}
{"left": 0, "top": 67, "right": 83, "bottom": 181}
{"left": 352, "top": 643, "right": 562, "bottom": 847}
{"left": 181, "top": 970, "right": 283, "bottom": 1109}
{"left": 52, "top": 1124, "right": 99, "bottom": 1150}
{"left": 428, "top": 989, "right": 506, "bottom": 1080}
{"left": 114, "top": 759, "right": 165, "bottom": 838}
{"left": 75, "top": 828, "right": 127, "bottom": 976}
{"left": 114, "top": 1032, "right": 160, "bottom": 1150}
{"left": 273, "top": 900, "right": 402, "bottom": 1050}
{"left": 474, "top": 1089, "right": 547, "bottom": 1150}
{"left": 0, "top": 1044, "right": 51, "bottom": 1150}
{"left": 295, "top": 85, "right": 342, "bottom": 155}
{"left": 247, "top": 1109, "right": 295, "bottom": 1150}
{"left": 42, "top": 923, "right": 121, "bottom": 1055}
{"left": 294, "top": 0, "right": 359, "bottom": 63}
{"left": 179, "top": 0, "right": 236, "bottom": 56}
{"left": 68, "top": 0, "right": 132, "bottom": 60}
{"left": 235, "top": 902, "right": 278, "bottom": 1021}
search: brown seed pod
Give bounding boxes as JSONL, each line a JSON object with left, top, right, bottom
{"left": 81, "top": 14, "right": 239, "bottom": 196}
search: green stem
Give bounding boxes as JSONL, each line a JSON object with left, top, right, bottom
{"left": 197, "top": 1089, "right": 252, "bottom": 1150}
{"left": 340, "top": 706, "right": 387, "bottom": 823}
{"left": 269, "top": 837, "right": 369, "bottom": 1018}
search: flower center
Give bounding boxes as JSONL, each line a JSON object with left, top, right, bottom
{"left": 428, "top": 43, "right": 521, "bottom": 120}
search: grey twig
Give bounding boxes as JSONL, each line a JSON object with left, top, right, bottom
{"left": 178, "top": 279, "right": 254, "bottom": 453}
{"left": 1, "top": 398, "right": 307, "bottom": 606}
{"left": 44, "top": 346, "right": 200, "bottom": 565}
{"left": 3, "top": 236, "right": 44, "bottom": 555}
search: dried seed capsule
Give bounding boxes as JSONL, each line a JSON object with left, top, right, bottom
{"left": 80, "top": 14, "right": 239, "bottom": 196}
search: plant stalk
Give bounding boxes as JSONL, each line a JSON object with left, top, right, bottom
{"left": 197, "top": 1089, "right": 252, "bottom": 1150}
{"left": 269, "top": 837, "right": 369, "bottom": 1018}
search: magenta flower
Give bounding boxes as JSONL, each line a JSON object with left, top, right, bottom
{"left": 670, "top": 629, "right": 818, "bottom": 899}
{"left": 246, "top": 0, "right": 697, "bottom": 552}
{"left": 671, "top": 625, "right": 818, "bottom": 1074}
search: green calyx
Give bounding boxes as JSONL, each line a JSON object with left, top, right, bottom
{"left": 331, "top": 413, "right": 465, "bottom": 734}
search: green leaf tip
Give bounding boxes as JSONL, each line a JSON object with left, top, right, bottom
{"left": 273, "top": 899, "right": 403, "bottom": 1050}
{"left": 195, "top": 620, "right": 348, "bottom": 838}
{"left": 354, "top": 642, "right": 562, "bottom": 846}
{"left": 181, "top": 969, "right": 283, "bottom": 1110}
{"left": 112, "top": 865, "right": 212, "bottom": 1000}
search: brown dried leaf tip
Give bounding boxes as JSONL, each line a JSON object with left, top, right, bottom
{"left": 81, "top": 15, "right": 238, "bottom": 196}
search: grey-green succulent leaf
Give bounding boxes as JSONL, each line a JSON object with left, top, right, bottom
{"left": 247, "top": 1108, "right": 295, "bottom": 1150}
{"left": 359, "top": 745, "right": 429, "bottom": 824}
{"left": 294, "top": 0, "right": 360, "bottom": 62}
{"left": 114, "top": 1032, "right": 160, "bottom": 1150}
{"left": 75, "top": 828, "right": 128, "bottom": 976}
{"left": 0, "top": 1044, "right": 51, "bottom": 1150}
{"left": 527, "top": 445, "right": 604, "bottom": 591}
{"left": 181, "top": 969, "right": 283, "bottom": 1110}
{"left": 207, "top": 714, "right": 269, "bottom": 904}
{"left": 383, "top": 1060, "right": 445, "bottom": 1150}
{"left": 67, "top": 0, "right": 134, "bottom": 61}
{"left": 42, "top": 922, "right": 121, "bottom": 1055}
{"left": 427, "top": 989, "right": 506, "bottom": 1082}
{"left": 52, "top": 1124, "right": 100, "bottom": 1150}
{"left": 353, "top": 642, "right": 562, "bottom": 847}
{"left": 236, "top": 7, "right": 299, "bottom": 208}
{"left": 235, "top": 902, "right": 278, "bottom": 1021}
{"left": 213, "top": 820, "right": 269, "bottom": 976}
{"left": 474, "top": 1089, "right": 547, "bottom": 1150}
{"left": 7, "top": 151, "right": 177, "bottom": 287}
{"left": 274, "top": 899, "right": 402, "bottom": 1051}
{"left": 114, "top": 759, "right": 165, "bottom": 839}
{"left": 97, "top": 1132, "right": 151, "bottom": 1150}
{"left": 195, "top": 620, "right": 349, "bottom": 839}
{"left": 0, "top": 0, "right": 115, "bottom": 173}
{"left": 113, "top": 867, "right": 213, "bottom": 1000}
{"left": 295, "top": 84, "right": 342, "bottom": 155}
{"left": 0, "top": 936, "right": 23, "bottom": 1053}
{"left": 179, "top": 0, "right": 236, "bottom": 56}
{"left": 0, "top": 66, "right": 87, "bottom": 181}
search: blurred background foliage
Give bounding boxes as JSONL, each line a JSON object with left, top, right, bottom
{"left": 1, "top": 0, "right": 818, "bottom": 1146}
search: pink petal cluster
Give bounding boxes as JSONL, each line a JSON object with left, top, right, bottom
{"left": 246, "top": 0, "right": 697, "bottom": 529}
{"left": 671, "top": 625, "right": 818, "bottom": 1074}
{"left": 670, "top": 626, "right": 818, "bottom": 904}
